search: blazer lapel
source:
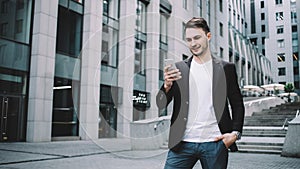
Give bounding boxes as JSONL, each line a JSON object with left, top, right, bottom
{"left": 212, "top": 57, "right": 227, "bottom": 123}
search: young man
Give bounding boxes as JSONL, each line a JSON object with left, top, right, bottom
{"left": 156, "top": 17, "right": 245, "bottom": 169}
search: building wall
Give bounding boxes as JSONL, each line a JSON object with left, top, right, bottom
{"left": 246, "top": 0, "right": 299, "bottom": 92}
{"left": 265, "top": 0, "right": 294, "bottom": 84}
{"left": 0, "top": 0, "right": 273, "bottom": 142}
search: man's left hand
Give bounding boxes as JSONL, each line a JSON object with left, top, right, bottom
{"left": 214, "top": 133, "right": 237, "bottom": 149}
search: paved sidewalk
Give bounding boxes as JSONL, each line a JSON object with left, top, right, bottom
{"left": 0, "top": 139, "right": 299, "bottom": 169}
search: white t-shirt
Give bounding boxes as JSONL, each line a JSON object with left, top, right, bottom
{"left": 183, "top": 58, "right": 222, "bottom": 142}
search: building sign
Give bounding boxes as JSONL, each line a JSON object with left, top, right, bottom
{"left": 133, "top": 90, "right": 150, "bottom": 110}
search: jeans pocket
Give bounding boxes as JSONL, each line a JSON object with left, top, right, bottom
{"left": 220, "top": 140, "right": 228, "bottom": 149}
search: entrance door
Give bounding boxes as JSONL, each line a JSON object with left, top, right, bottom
{"left": 0, "top": 95, "right": 21, "bottom": 141}
{"left": 99, "top": 104, "right": 117, "bottom": 138}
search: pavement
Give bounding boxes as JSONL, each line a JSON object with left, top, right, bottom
{"left": 0, "top": 138, "right": 300, "bottom": 169}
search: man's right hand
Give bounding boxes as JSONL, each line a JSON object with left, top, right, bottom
{"left": 164, "top": 65, "right": 182, "bottom": 93}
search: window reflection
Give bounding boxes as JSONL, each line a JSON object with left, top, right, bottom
{"left": 0, "top": 0, "right": 32, "bottom": 44}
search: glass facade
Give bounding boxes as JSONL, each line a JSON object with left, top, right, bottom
{"left": 158, "top": 5, "right": 170, "bottom": 117}
{"left": 0, "top": 0, "right": 32, "bottom": 141}
{"left": 133, "top": 0, "right": 147, "bottom": 121}
{"left": 99, "top": 0, "right": 120, "bottom": 138}
{"left": 52, "top": 4, "right": 83, "bottom": 137}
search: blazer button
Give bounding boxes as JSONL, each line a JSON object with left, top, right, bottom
{"left": 186, "top": 101, "right": 189, "bottom": 104}
{"left": 183, "top": 118, "right": 187, "bottom": 121}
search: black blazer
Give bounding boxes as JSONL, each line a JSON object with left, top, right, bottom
{"left": 156, "top": 56, "right": 245, "bottom": 152}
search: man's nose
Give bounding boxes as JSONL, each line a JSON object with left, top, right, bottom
{"left": 191, "top": 40, "right": 196, "bottom": 46}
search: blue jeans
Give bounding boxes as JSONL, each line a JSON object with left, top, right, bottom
{"left": 164, "top": 141, "right": 228, "bottom": 169}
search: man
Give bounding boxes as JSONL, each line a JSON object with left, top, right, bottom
{"left": 156, "top": 17, "right": 245, "bottom": 169}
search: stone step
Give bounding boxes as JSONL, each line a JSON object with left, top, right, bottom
{"left": 237, "top": 144, "right": 283, "bottom": 151}
{"left": 252, "top": 111, "right": 297, "bottom": 116}
{"left": 243, "top": 128, "right": 287, "bottom": 132}
{"left": 245, "top": 115, "right": 295, "bottom": 119}
{"left": 244, "top": 116, "right": 294, "bottom": 121}
{"left": 244, "top": 120, "right": 287, "bottom": 126}
{"left": 242, "top": 132, "right": 286, "bottom": 137}
{"left": 237, "top": 148, "right": 282, "bottom": 154}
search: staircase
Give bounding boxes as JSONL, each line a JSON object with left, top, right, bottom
{"left": 160, "top": 102, "right": 300, "bottom": 153}
{"left": 237, "top": 101, "right": 300, "bottom": 154}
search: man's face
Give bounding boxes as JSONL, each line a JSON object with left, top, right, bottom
{"left": 185, "top": 28, "right": 211, "bottom": 57}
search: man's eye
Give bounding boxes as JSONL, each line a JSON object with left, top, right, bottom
{"left": 186, "top": 38, "right": 192, "bottom": 42}
{"left": 194, "top": 36, "right": 201, "bottom": 40}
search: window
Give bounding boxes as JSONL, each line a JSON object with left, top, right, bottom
{"left": 277, "top": 53, "right": 285, "bottom": 62}
{"left": 136, "top": 1, "right": 147, "bottom": 33}
{"left": 0, "top": 0, "right": 32, "bottom": 43}
{"left": 15, "top": 19, "right": 23, "bottom": 33}
{"left": 134, "top": 0, "right": 147, "bottom": 77}
{"left": 276, "top": 12, "right": 284, "bottom": 21}
{"left": 291, "top": 11, "right": 297, "bottom": 23}
{"left": 292, "top": 35, "right": 298, "bottom": 44}
{"left": 197, "top": 0, "right": 202, "bottom": 15}
{"left": 277, "top": 26, "right": 284, "bottom": 34}
{"left": 260, "top": 1, "right": 264, "bottom": 8}
{"left": 1, "top": 0, "right": 9, "bottom": 13}
{"left": 293, "top": 53, "right": 298, "bottom": 61}
{"left": 261, "top": 25, "right": 265, "bottom": 32}
{"left": 292, "top": 25, "right": 297, "bottom": 32}
{"left": 16, "top": 0, "right": 24, "bottom": 10}
{"left": 250, "top": 38, "right": 257, "bottom": 45}
{"left": 294, "top": 67, "right": 299, "bottom": 75}
{"left": 72, "top": 0, "right": 83, "bottom": 4}
{"left": 220, "top": 47, "right": 224, "bottom": 58}
{"left": 134, "top": 40, "right": 146, "bottom": 75}
{"left": 183, "top": 0, "right": 187, "bottom": 9}
{"left": 295, "top": 81, "right": 299, "bottom": 88}
{"left": 262, "top": 37, "right": 265, "bottom": 45}
{"left": 0, "top": 23, "right": 8, "bottom": 36}
{"left": 250, "top": 0, "right": 256, "bottom": 33}
{"left": 219, "top": 0, "right": 223, "bottom": 12}
{"left": 160, "top": 14, "right": 168, "bottom": 44}
{"left": 277, "top": 39, "right": 284, "bottom": 48}
{"left": 219, "top": 22, "right": 223, "bottom": 37}
{"left": 275, "top": 0, "right": 282, "bottom": 5}
{"left": 103, "top": 0, "right": 109, "bottom": 16}
{"left": 56, "top": 6, "right": 83, "bottom": 58}
{"left": 261, "top": 13, "right": 265, "bottom": 20}
{"left": 278, "top": 68, "right": 286, "bottom": 76}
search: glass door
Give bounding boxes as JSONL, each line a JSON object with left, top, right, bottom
{"left": 0, "top": 95, "right": 22, "bottom": 142}
{"left": 99, "top": 104, "right": 117, "bottom": 138}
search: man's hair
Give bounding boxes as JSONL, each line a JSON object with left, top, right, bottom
{"left": 185, "top": 17, "right": 210, "bottom": 34}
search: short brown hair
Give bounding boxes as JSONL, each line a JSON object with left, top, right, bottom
{"left": 185, "top": 17, "right": 210, "bottom": 34}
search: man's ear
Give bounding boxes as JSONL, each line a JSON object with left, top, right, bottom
{"left": 207, "top": 32, "right": 211, "bottom": 40}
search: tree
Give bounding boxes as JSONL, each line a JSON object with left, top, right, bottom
{"left": 284, "top": 83, "right": 295, "bottom": 102}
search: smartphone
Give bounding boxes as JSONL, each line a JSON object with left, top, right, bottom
{"left": 164, "top": 58, "right": 177, "bottom": 71}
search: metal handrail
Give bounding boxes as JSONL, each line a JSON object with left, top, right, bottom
{"left": 282, "top": 118, "right": 288, "bottom": 130}
{"left": 282, "top": 110, "right": 300, "bottom": 130}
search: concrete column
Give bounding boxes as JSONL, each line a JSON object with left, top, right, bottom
{"left": 79, "top": 0, "right": 102, "bottom": 140}
{"left": 117, "top": 0, "right": 136, "bottom": 138}
{"left": 145, "top": 1, "right": 160, "bottom": 119}
{"left": 27, "top": 0, "right": 58, "bottom": 142}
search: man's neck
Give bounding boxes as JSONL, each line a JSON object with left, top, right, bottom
{"left": 193, "top": 51, "right": 212, "bottom": 64}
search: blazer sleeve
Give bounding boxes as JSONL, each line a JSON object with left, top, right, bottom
{"left": 226, "top": 64, "right": 245, "bottom": 132}
{"left": 156, "top": 83, "right": 176, "bottom": 109}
